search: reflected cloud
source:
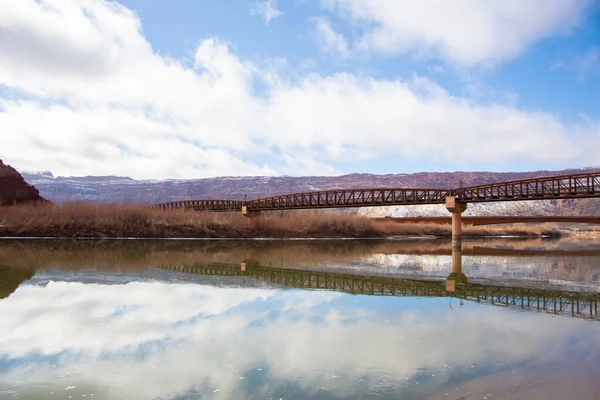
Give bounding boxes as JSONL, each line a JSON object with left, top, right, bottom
{"left": 1, "top": 279, "right": 599, "bottom": 399}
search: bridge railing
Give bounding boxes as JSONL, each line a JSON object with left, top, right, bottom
{"left": 152, "top": 199, "right": 243, "bottom": 211}
{"left": 245, "top": 188, "right": 455, "bottom": 210}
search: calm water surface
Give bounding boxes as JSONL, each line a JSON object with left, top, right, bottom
{"left": 0, "top": 238, "right": 599, "bottom": 400}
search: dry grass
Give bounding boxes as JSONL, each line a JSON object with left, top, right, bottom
{"left": 0, "top": 202, "right": 562, "bottom": 239}
{"left": 0, "top": 240, "right": 409, "bottom": 270}
{"left": 563, "top": 226, "right": 600, "bottom": 239}
{"left": 375, "top": 221, "right": 562, "bottom": 238}
{"left": 0, "top": 202, "right": 380, "bottom": 238}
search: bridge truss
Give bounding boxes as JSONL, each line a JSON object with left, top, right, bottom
{"left": 152, "top": 172, "right": 600, "bottom": 212}
{"left": 161, "top": 263, "right": 600, "bottom": 321}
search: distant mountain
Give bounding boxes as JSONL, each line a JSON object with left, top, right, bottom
{"left": 0, "top": 160, "right": 48, "bottom": 206}
{"left": 20, "top": 167, "right": 600, "bottom": 217}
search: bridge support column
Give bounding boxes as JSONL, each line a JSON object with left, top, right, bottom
{"left": 446, "top": 243, "right": 467, "bottom": 292}
{"left": 445, "top": 196, "right": 467, "bottom": 248}
{"left": 241, "top": 259, "right": 258, "bottom": 272}
{"left": 242, "top": 206, "right": 261, "bottom": 218}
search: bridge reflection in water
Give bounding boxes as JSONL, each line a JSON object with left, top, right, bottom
{"left": 162, "top": 248, "right": 600, "bottom": 321}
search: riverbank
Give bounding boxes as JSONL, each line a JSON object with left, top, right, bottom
{"left": 0, "top": 202, "right": 562, "bottom": 239}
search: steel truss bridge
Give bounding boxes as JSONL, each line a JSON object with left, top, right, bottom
{"left": 161, "top": 263, "right": 600, "bottom": 321}
{"left": 153, "top": 172, "right": 600, "bottom": 212}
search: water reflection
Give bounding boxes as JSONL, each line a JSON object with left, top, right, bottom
{"left": 445, "top": 243, "right": 467, "bottom": 291}
{"left": 0, "top": 239, "right": 600, "bottom": 399}
{"left": 2, "top": 238, "right": 600, "bottom": 288}
{"left": 0, "top": 266, "right": 35, "bottom": 300}
{"left": 162, "top": 259, "right": 599, "bottom": 320}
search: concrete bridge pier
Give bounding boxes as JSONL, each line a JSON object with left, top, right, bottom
{"left": 242, "top": 206, "right": 261, "bottom": 219}
{"left": 241, "top": 259, "right": 259, "bottom": 272}
{"left": 445, "top": 196, "right": 468, "bottom": 248}
{"left": 446, "top": 242, "right": 467, "bottom": 292}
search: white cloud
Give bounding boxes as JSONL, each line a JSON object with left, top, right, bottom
{"left": 313, "top": 17, "right": 349, "bottom": 55}
{"left": 1, "top": 279, "right": 598, "bottom": 399}
{"left": 0, "top": 0, "right": 599, "bottom": 179}
{"left": 251, "top": 0, "right": 283, "bottom": 25}
{"left": 318, "top": 0, "right": 591, "bottom": 66}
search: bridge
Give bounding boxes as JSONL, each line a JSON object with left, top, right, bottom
{"left": 152, "top": 171, "right": 600, "bottom": 244}
{"left": 153, "top": 172, "right": 600, "bottom": 212}
{"left": 161, "top": 261, "right": 600, "bottom": 321}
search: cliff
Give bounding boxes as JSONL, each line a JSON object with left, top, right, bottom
{"left": 0, "top": 160, "right": 48, "bottom": 206}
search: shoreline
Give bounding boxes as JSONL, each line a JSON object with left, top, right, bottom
{"left": 0, "top": 235, "right": 404, "bottom": 241}
{"left": 0, "top": 232, "right": 558, "bottom": 240}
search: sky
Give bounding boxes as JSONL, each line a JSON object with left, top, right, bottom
{"left": 1, "top": 0, "right": 600, "bottom": 179}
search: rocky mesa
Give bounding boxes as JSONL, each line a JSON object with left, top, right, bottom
{"left": 0, "top": 160, "right": 48, "bottom": 206}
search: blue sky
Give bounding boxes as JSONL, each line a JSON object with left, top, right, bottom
{"left": 124, "top": 0, "right": 600, "bottom": 116}
{"left": 1, "top": 0, "right": 600, "bottom": 179}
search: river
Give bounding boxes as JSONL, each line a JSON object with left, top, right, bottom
{"left": 0, "top": 238, "right": 599, "bottom": 399}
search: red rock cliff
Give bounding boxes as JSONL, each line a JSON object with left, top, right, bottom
{"left": 0, "top": 160, "right": 48, "bottom": 206}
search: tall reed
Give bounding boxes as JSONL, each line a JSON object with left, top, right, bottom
{"left": 0, "top": 202, "right": 560, "bottom": 238}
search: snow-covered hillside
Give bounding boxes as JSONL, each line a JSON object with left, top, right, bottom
{"left": 20, "top": 168, "right": 600, "bottom": 216}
